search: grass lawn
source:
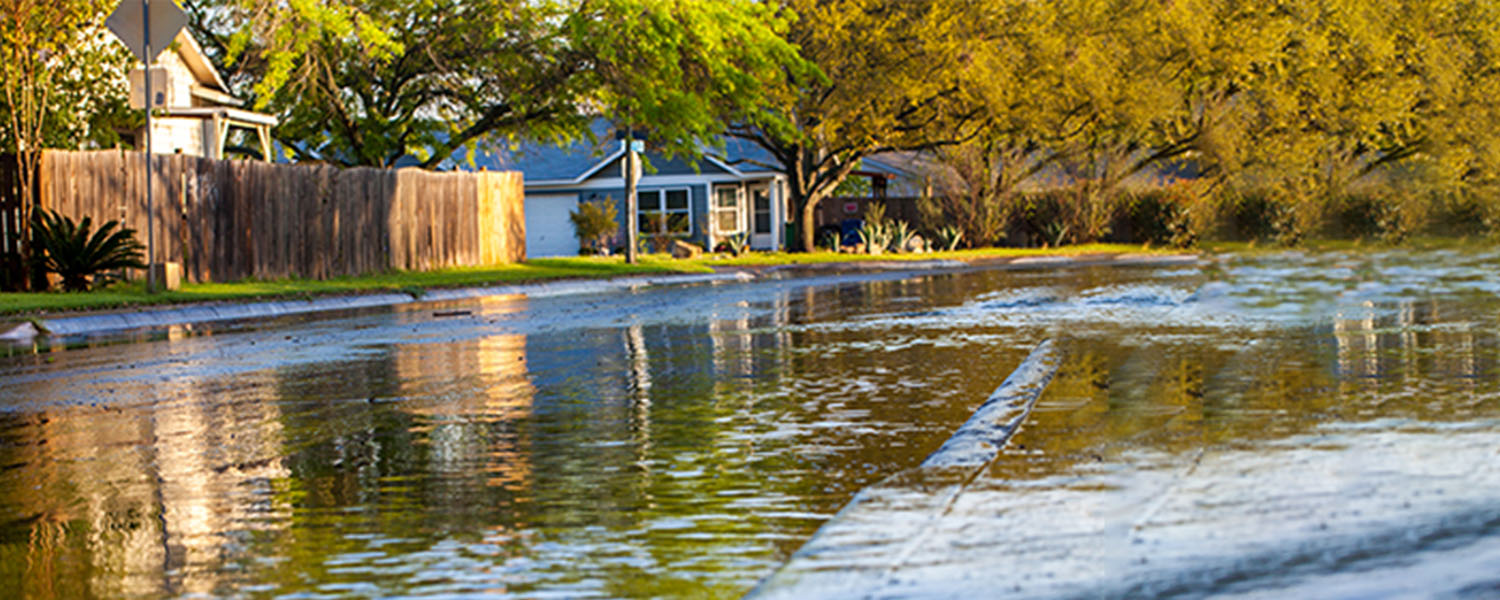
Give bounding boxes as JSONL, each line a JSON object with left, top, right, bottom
{"left": 692, "top": 243, "right": 1173, "bottom": 267}
{"left": 0, "top": 243, "right": 1172, "bottom": 317}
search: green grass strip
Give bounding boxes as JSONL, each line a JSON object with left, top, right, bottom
{"left": 0, "top": 243, "right": 1172, "bottom": 317}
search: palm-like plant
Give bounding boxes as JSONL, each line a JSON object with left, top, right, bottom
{"left": 30, "top": 210, "right": 146, "bottom": 292}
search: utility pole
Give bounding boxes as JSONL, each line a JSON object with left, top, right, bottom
{"left": 624, "top": 127, "right": 640, "bottom": 264}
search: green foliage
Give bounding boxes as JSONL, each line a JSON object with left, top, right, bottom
{"left": 831, "top": 173, "right": 871, "bottom": 198}
{"left": 920, "top": 142, "right": 1026, "bottom": 249}
{"left": 728, "top": 0, "right": 989, "bottom": 251}
{"left": 1118, "top": 187, "right": 1200, "bottom": 249}
{"left": 573, "top": 0, "right": 812, "bottom": 159}
{"left": 29, "top": 209, "right": 146, "bottom": 292}
{"left": 569, "top": 197, "right": 620, "bottom": 255}
{"left": 190, "top": 0, "right": 809, "bottom": 168}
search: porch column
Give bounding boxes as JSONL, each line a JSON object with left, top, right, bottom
{"left": 769, "top": 178, "right": 783, "bottom": 251}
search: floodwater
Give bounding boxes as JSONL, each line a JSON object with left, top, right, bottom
{"left": 3, "top": 248, "right": 1500, "bottom": 598}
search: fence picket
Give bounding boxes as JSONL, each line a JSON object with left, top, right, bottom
{"left": 0, "top": 151, "right": 522, "bottom": 285}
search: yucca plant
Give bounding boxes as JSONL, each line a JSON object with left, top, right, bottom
{"left": 30, "top": 209, "right": 146, "bottom": 292}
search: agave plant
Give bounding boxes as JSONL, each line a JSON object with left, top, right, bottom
{"left": 934, "top": 225, "right": 964, "bottom": 251}
{"left": 723, "top": 232, "right": 750, "bottom": 256}
{"left": 30, "top": 210, "right": 146, "bottom": 292}
{"left": 858, "top": 220, "right": 890, "bottom": 255}
{"left": 888, "top": 220, "right": 915, "bottom": 253}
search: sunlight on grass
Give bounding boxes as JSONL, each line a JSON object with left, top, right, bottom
{"left": 0, "top": 257, "right": 709, "bottom": 316}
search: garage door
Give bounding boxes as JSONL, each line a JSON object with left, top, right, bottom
{"left": 525, "top": 194, "right": 580, "bottom": 258}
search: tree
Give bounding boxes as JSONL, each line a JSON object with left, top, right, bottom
{"left": 0, "top": 0, "right": 130, "bottom": 290}
{"left": 725, "top": 0, "right": 993, "bottom": 251}
{"left": 184, "top": 0, "right": 808, "bottom": 169}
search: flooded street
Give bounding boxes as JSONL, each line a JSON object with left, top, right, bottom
{"left": 4, "top": 249, "right": 1500, "bottom": 598}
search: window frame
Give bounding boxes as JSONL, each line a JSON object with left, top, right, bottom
{"left": 712, "top": 185, "right": 744, "bottom": 236}
{"left": 637, "top": 187, "right": 694, "bottom": 237}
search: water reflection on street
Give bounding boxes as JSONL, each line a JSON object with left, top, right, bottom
{"left": 3, "top": 248, "right": 1500, "bottom": 598}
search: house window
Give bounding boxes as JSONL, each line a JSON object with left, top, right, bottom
{"left": 713, "top": 186, "right": 742, "bottom": 234}
{"left": 638, "top": 188, "right": 692, "bottom": 237}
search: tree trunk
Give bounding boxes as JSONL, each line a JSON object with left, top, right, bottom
{"left": 799, "top": 196, "right": 819, "bottom": 252}
{"left": 17, "top": 151, "right": 40, "bottom": 292}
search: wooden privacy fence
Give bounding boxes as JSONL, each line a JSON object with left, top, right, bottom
{"left": 13, "top": 150, "right": 524, "bottom": 284}
{"left": 0, "top": 155, "right": 27, "bottom": 289}
{"left": 818, "top": 196, "right": 925, "bottom": 229}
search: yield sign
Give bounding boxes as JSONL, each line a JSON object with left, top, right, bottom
{"left": 105, "top": 0, "right": 189, "bottom": 65}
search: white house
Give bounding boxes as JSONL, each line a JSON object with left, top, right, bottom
{"left": 129, "top": 30, "right": 277, "bottom": 161}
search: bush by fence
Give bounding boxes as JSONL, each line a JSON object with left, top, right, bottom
{"left": 2, "top": 150, "right": 524, "bottom": 287}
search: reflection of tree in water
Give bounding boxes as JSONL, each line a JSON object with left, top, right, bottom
{"left": 992, "top": 295, "right": 1500, "bottom": 483}
{"left": 0, "top": 366, "right": 291, "bottom": 599}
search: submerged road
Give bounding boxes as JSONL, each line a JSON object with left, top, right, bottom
{"left": 3, "top": 250, "right": 1500, "bottom": 598}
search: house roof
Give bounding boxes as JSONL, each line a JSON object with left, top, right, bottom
{"left": 471, "top": 119, "right": 785, "bottom": 184}
{"left": 171, "top": 30, "right": 232, "bottom": 95}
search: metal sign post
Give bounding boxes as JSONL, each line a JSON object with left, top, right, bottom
{"left": 106, "top": 0, "right": 186, "bottom": 293}
{"left": 143, "top": 0, "right": 154, "bottom": 292}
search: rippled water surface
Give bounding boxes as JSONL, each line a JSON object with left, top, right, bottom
{"left": 4, "top": 248, "right": 1500, "bottom": 598}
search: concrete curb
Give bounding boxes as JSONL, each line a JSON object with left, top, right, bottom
{"left": 920, "top": 338, "right": 1060, "bottom": 468}
{"left": 26, "top": 271, "right": 754, "bottom": 340}
{"left": 747, "top": 339, "right": 1063, "bottom": 599}
{"left": 9, "top": 252, "right": 1198, "bottom": 342}
{"left": 0, "top": 321, "right": 40, "bottom": 342}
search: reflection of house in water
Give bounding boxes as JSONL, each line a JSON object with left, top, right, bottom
{"left": 1334, "top": 297, "right": 1487, "bottom": 386}
{"left": 1, "top": 366, "right": 290, "bottom": 598}
{"left": 708, "top": 292, "right": 795, "bottom": 385}
{"left": 393, "top": 296, "right": 535, "bottom": 492}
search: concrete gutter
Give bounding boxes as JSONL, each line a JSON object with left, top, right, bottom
{"left": 4, "top": 252, "right": 1199, "bottom": 343}
{"left": 17, "top": 271, "right": 753, "bottom": 341}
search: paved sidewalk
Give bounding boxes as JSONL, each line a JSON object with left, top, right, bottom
{"left": 749, "top": 332, "right": 1500, "bottom": 600}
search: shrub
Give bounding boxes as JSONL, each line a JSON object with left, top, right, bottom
{"left": 30, "top": 209, "right": 146, "bottom": 292}
{"left": 569, "top": 197, "right": 619, "bottom": 255}
{"left": 1118, "top": 187, "right": 1199, "bottom": 248}
{"left": 1327, "top": 193, "right": 1409, "bottom": 244}
{"left": 1223, "top": 190, "right": 1302, "bottom": 246}
{"left": 1014, "top": 190, "right": 1075, "bottom": 247}
{"left": 1424, "top": 190, "right": 1491, "bottom": 237}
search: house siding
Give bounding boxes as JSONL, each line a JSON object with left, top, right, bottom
{"left": 536, "top": 183, "right": 709, "bottom": 250}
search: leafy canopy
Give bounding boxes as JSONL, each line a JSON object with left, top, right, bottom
{"left": 185, "top": 0, "right": 811, "bottom": 168}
